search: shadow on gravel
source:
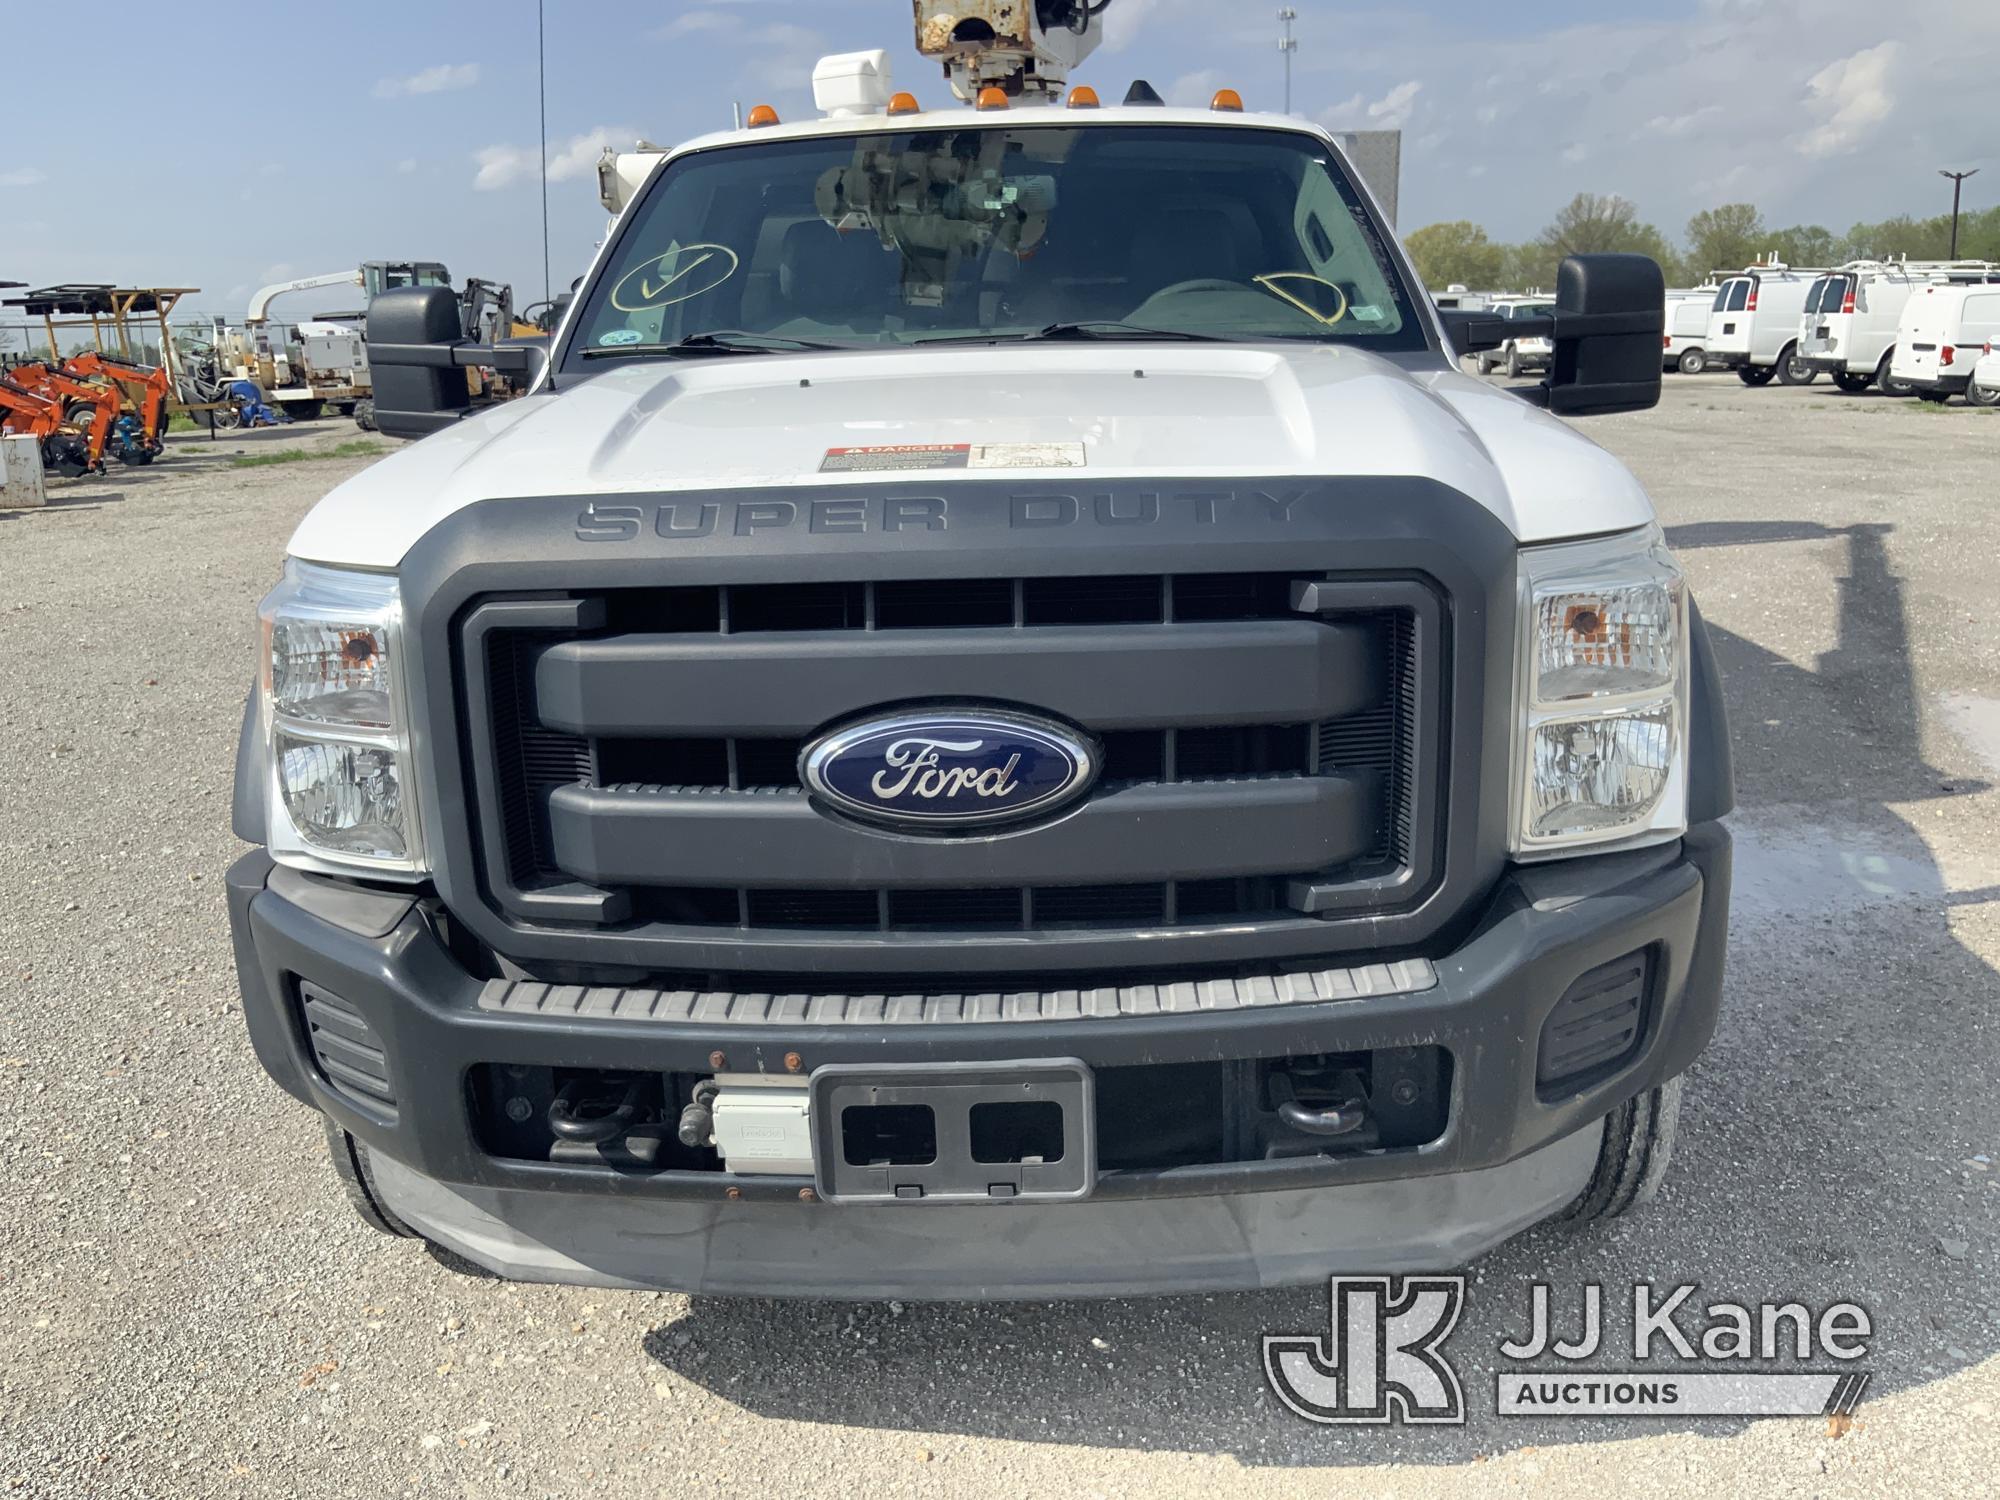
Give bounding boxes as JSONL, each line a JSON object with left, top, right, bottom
{"left": 629, "top": 516, "right": 2000, "bottom": 1463}
{"left": 0, "top": 488, "right": 127, "bottom": 519}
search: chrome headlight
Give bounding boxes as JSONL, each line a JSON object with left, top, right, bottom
{"left": 1511, "top": 526, "right": 1688, "bottom": 858}
{"left": 258, "top": 561, "right": 425, "bottom": 876}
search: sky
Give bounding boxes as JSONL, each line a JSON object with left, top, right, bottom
{"left": 1, "top": 0, "right": 1993, "bottom": 325}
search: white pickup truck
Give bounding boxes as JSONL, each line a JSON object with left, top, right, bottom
{"left": 224, "top": 27, "right": 1733, "bottom": 1298}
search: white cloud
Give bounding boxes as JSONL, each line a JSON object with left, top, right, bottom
{"left": 1561, "top": 143, "right": 1589, "bottom": 165}
{"left": 1368, "top": 81, "right": 1422, "bottom": 129}
{"left": 375, "top": 62, "right": 480, "bottom": 99}
{"left": 1103, "top": 0, "right": 1164, "bottom": 52}
{"left": 474, "top": 125, "right": 639, "bottom": 192}
{"left": 0, "top": 167, "right": 46, "bottom": 188}
{"left": 1165, "top": 69, "right": 1221, "bottom": 107}
{"left": 1644, "top": 104, "right": 1722, "bottom": 138}
{"left": 1796, "top": 41, "right": 1898, "bottom": 158}
{"left": 396, "top": 158, "right": 418, "bottom": 174}
{"left": 1316, "top": 81, "right": 1421, "bottom": 133}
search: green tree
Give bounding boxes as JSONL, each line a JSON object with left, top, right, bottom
{"left": 1403, "top": 220, "right": 1506, "bottom": 291}
{"left": 1685, "top": 203, "right": 1767, "bottom": 277}
{"left": 1769, "top": 224, "right": 1843, "bottom": 268}
{"left": 1512, "top": 194, "right": 1683, "bottom": 290}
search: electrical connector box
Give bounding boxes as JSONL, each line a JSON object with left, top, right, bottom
{"left": 710, "top": 1075, "right": 814, "bottom": 1176}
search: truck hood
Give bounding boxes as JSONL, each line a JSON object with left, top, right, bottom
{"left": 289, "top": 344, "right": 1655, "bottom": 567}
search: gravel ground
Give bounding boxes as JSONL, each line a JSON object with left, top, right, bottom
{"left": 2, "top": 382, "right": 1998, "bottom": 1497}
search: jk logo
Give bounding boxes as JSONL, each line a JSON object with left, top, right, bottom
{"left": 1263, "top": 1276, "right": 1468, "bottom": 1425}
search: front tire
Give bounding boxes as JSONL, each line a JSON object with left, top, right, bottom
{"left": 1738, "top": 365, "right": 1777, "bottom": 387}
{"left": 1564, "top": 1076, "right": 1683, "bottom": 1223}
{"left": 1776, "top": 344, "right": 1817, "bottom": 385}
{"left": 353, "top": 399, "right": 377, "bottom": 432}
{"left": 323, "top": 1121, "right": 416, "bottom": 1238}
{"left": 1677, "top": 347, "right": 1707, "bottom": 375}
{"left": 1504, "top": 347, "right": 1522, "bottom": 379}
{"left": 1966, "top": 380, "right": 2000, "bottom": 408}
{"left": 1832, "top": 370, "right": 1873, "bottom": 394}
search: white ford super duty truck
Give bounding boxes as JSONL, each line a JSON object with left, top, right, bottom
{"left": 226, "top": 9, "right": 1732, "bottom": 1298}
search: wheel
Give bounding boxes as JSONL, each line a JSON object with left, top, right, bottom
{"left": 1776, "top": 345, "right": 1817, "bottom": 385}
{"left": 1966, "top": 380, "right": 2000, "bottom": 408}
{"left": 1564, "top": 1076, "right": 1682, "bottom": 1223}
{"left": 1474, "top": 353, "right": 1493, "bottom": 375}
{"left": 210, "top": 401, "right": 242, "bottom": 432}
{"left": 1832, "top": 370, "right": 1873, "bottom": 394}
{"left": 353, "top": 399, "right": 376, "bottom": 432}
{"left": 323, "top": 1120, "right": 416, "bottom": 1238}
{"left": 290, "top": 399, "right": 325, "bottom": 421}
{"left": 40, "top": 433, "right": 92, "bottom": 478}
{"left": 1874, "top": 351, "right": 1913, "bottom": 397}
{"left": 1737, "top": 365, "right": 1777, "bottom": 386}
{"left": 1504, "top": 346, "right": 1522, "bottom": 379}
{"left": 1677, "top": 347, "right": 1707, "bottom": 375}
{"left": 1917, "top": 388, "right": 1955, "bottom": 406}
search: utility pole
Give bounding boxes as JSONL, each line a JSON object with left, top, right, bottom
{"left": 1277, "top": 8, "right": 1298, "bottom": 116}
{"left": 1939, "top": 169, "right": 1979, "bottom": 259}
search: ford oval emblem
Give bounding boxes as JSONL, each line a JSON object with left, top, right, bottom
{"left": 801, "top": 709, "right": 1099, "bottom": 832}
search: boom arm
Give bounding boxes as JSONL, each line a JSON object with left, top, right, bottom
{"left": 246, "top": 270, "right": 366, "bottom": 327}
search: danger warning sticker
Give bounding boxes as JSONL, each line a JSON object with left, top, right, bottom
{"left": 819, "top": 442, "right": 1087, "bottom": 474}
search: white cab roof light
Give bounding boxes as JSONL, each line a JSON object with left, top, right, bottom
{"left": 814, "top": 50, "right": 896, "bottom": 118}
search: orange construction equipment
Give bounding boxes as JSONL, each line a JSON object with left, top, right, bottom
{"left": 3, "top": 362, "right": 120, "bottom": 466}
{"left": 60, "top": 350, "right": 171, "bottom": 459}
{"left": 0, "top": 372, "right": 105, "bottom": 476}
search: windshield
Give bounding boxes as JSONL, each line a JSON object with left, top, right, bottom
{"left": 566, "top": 124, "right": 1424, "bottom": 365}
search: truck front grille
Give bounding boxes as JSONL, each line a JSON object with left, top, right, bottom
{"left": 462, "top": 571, "right": 1439, "bottom": 956}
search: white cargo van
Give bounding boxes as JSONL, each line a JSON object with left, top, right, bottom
{"left": 1705, "top": 267, "right": 1823, "bottom": 385}
{"left": 1891, "top": 283, "right": 2000, "bottom": 403}
{"left": 1797, "top": 261, "right": 1999, "bottom": 395}
{"left": 1663, "top": 293, "right": 1714, "bottom": 373}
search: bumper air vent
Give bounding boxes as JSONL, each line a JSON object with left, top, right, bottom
{"left": 1536, "top": 951, "right": 1652, "bottom": 1093}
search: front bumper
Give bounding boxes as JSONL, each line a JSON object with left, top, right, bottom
{"left": 227, "top": 823, "right": 1731, "bottom": 1296}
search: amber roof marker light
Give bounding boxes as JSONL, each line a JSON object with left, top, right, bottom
{"left": 976, "top": 86, "right": 1011, "bottom": 111}
{"left": 1066, "top": 85, "right": 1101, "bottom": 109}
{"left": 746, "top": 104, "right": 781, "bottom": 128}
{"left": 886, "top": 91, "right": 921, "bottom": 116}
{"left": 1211, "top": 88, "right": 1245, "bottom": 112}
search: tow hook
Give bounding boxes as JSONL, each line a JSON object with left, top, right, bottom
{"left": 1276, "top": 1097, "right": 1368, "bottom": 1137}
{"left": 548, "top": 1075, "right": 643, "bottom": 1144}
{"left": 1268, "top": 1066, "right": 1369, "bottom": 1139}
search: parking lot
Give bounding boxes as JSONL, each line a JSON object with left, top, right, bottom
{"left": 2, "top": 376, "right": 1997, "bottom": 1497}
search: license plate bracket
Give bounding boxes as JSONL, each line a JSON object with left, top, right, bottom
{"left": 809, "top": 1059, "right": 1095, "bottom": 1205}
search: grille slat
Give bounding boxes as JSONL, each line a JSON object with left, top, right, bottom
{"left": 480, "top": 574, "right": 1430, "bottom": 938}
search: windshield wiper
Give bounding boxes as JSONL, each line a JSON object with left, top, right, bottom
{"left": 917, "top": 321, "right": 1227, "bottom": 346}
{"left": 579, "top": 330, "right": 849, "bottom": 359}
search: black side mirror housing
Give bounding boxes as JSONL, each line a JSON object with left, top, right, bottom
{"left": 366, "top": 286, "right": 545, "bottom": 440}
{"left": 1437, "top": 253, "right": 1665, "bottom": 417}
{"left": 1543, "top": 253, "right": 1665, "bottom": 416}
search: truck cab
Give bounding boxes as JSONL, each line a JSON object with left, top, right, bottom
{"left": 225, "top": 54, "right": 1732, "bottom": 1298}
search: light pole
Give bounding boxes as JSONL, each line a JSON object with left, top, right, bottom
{"left": 1939, "top": 169, "right": 1979, "bottom": 259}
{"left": 1278, "top": 8, "right": 1298, "bottom": 116}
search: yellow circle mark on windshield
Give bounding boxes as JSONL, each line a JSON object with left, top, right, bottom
{"left": 610, "top": 244, "right": 741, "bottom": 312}
{"left": 1254, "top": 272, "right": 1350, "bottom": 327}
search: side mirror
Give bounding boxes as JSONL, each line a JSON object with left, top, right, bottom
{"left": 1437, "top": 253, "right": 1665, "bottom": 417}
{"left": 366, "top": 286, "right": 544, "bottom": 440}
{"left": 1543, "top": 253, "right": 1665, "bottom": 417}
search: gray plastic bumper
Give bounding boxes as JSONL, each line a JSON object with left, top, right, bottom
{"left": 366, "top": 1124, "right": 1602, "bottom": 1298}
